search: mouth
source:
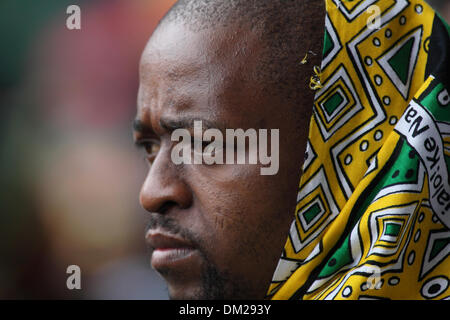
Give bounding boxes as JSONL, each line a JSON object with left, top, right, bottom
{"left": 145, "top": 230, "right": 198, "bottom": 270}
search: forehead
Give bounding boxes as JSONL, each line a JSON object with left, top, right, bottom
{"left": 137, "top": 21, "right": 267, "bottom": 128}
{"left": 140, "top": 20, "right": 260, "bottom": 78}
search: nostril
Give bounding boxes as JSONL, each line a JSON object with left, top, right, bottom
{"left": 158, "top": 201, "right": 178, "bottom": 214}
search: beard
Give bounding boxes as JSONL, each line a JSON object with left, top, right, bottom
{"left": 145, "top": 212, "right": 233, "bottom": 299}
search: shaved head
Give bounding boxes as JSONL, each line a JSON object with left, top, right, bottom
{"left": 158, "top": 0, "right": 324, "bottom": 110}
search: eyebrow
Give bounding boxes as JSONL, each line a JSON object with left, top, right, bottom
{"left": 133, "top": 116, "right": 225, "bottom": 134}
{"left": 133, "top": 119, "right": 149, "bottom": 132}
{"left": 160, "top": 116, "right": 221, "bottom": 132}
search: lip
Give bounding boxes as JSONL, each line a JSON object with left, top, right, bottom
{"left": 146, "top": 230, "right": 197, "bottom": 270}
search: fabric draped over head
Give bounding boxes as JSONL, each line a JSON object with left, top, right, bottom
{"left": 269, "top": 0, "right": 450, "bottom": 300}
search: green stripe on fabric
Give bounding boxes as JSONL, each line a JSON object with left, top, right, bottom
{"left": 420, "top": 82, "right": 450, "bottom": 122}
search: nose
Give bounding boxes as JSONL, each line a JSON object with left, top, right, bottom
{"left": 140, "top": 149, "right": 192, "bottom": 214}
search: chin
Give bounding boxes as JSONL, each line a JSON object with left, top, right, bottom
{"left": 167, "top": 284, "right": 206, "bottom": 300}
{"left": 166, "top": 276, "right": 229, "bottom": 300}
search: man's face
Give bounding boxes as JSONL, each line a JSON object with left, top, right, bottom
{"left": 134, "top": 21, "right": 310, "bottom": 299}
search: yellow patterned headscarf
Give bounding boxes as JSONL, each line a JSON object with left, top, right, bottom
{"left": 268, "top": 0, "right": 450, "bottom": 300}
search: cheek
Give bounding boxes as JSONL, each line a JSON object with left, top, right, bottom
{"left": 191, "top": 162, "right": 260, "bottom": 183}
{"left": 188, "top": 163, "right": 266, "bottom": 221}
{"left": 185, "top": 163, "right": 263, "bottom": 234}
{"left": 185, "top": 163, "right": 290, "bottom": 259}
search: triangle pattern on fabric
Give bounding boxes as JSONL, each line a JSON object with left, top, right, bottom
{"left": 321, "top": 14, "right": 342, "bottom": 69}
{"left": 387, "top": 37, "right": 415, "bottom": 85}
{"left": 376, "top": 27, "right": 422, "bottom": 100}
{"left": 420, "top": 230, "right": 450, "bottom": 280}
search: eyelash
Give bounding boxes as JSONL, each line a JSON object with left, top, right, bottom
{"left": 137, "top": 139, "right": 161, "bottom": 162}
{"left": 136, "top": 138, "right": 224, "bottom": 165}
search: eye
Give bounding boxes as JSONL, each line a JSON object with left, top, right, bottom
{"left": 191, "top": 138, "right": 224, "bottom": 166}
{"left": 137, "top": 139, "right": 161, "bottom": 162}
{"left": 145, "top": 141, "right": 161, "bottom": 155}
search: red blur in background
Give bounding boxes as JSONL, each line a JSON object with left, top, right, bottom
{"left": 0, "top": 0, "right": 175, "bottom": 299}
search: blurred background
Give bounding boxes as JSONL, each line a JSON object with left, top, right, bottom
{"left": 0, "top": 0, "right": 449, "bottom": 300}
{"left": 0, "top": 0, "right": 176, "bottom": 299}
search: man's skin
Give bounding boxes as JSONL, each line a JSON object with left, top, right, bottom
{"left": 133, "top": 16, "right": 322, "bottom": 299}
